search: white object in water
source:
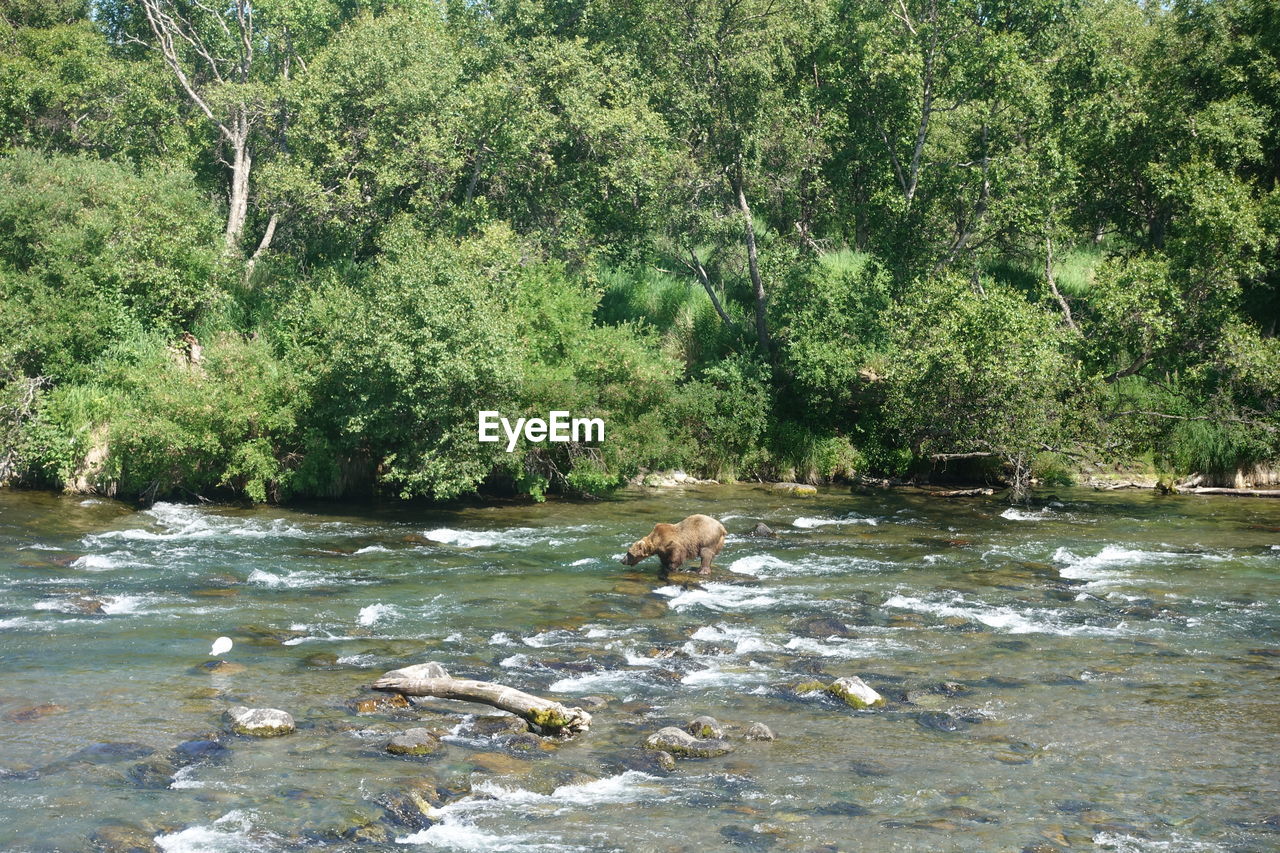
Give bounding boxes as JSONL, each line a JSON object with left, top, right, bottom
{"left": 209, "top": 636, "right": 233, "bottom": 657}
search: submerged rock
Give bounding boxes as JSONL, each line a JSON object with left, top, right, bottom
{"left": 386, "top": 728, "right": 443, "bottom": 756}
{"left": 601, "top": 747, "right": 676, "bottom": 776}
{"left": 464, "top": 715, "right": 531, "bottom": 738}
{"left": 227, "top": 706, "right": 295, "bottom": 737}
{"left": 686, "top": 716, "right": 725, "bottom": 739}
{"left": 375, "top": 776, "right": 469, "bottom": 828}
{"left": 644, "top": 726, "right": 734, "bottom": 759}
{"left": 5, "top": 703, "right": 66, "bottom": 723}
{"left": 353, "top": 694, "right": 411, "bottom": 714}
{"left": 469, "top": 751, "right": 532, "bottom": 775}
{"left": 199, "top": 660, "right": 246, "bottom": 676}
{"left": 772, "top": 482, "right": 817, "bottom": 496}
{"left": 744, "top": 722, "right": 775, "bottom": 742}
{"left": 90, "top": 821, "right": 159, "bottom": 853}
{"left": 827, "top": 676, "right": 885, "bottom": 709}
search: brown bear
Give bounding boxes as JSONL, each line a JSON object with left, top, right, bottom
{"left": 620, "top": 514, "right": 727, "bottom": 574}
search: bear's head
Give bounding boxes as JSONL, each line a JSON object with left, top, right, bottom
{"left": 620, "top": 539, "right": 652, "bottom": 565}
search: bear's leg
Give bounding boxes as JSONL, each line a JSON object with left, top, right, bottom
{"left": 698, "top": 547, "right": 715, "bottom": 574}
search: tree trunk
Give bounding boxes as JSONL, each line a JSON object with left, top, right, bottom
{"left": 735, "top": 179, "right": 771, "bottom": 356}
{"left": 372, "top": 662, "right": 592, "bottom": 735}
{"left": 225, "top": 116, "right": 251, "bottom": 251}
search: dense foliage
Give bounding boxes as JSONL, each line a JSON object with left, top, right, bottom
{"left": 2, "top": 0, "right": 1277, "bottom": 502}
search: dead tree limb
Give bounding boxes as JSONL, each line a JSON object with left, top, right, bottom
{"left": 1179, "top": 488, "right": 1280, "bottom": 498}
{"left": 372, "top": 663, "right": 591, "bottom": 735}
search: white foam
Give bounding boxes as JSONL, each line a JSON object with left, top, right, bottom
{"left": 793, "top": 515, "right": 879, "bottom": 528}
{"left": 884, "top": 593, "right": 1126, "bottom": 637}
{"left": 1001, "top": 507, "right": 1055, "bottom": 521}
{"left": 88, "top": 502, "right": 330, "bottom": 545}
{"left": 784, "top": 635, "right": 907, "bottom": 658}
{"left": 1052, "top": 545, "right": 1164, "bottom": 586}
{"left": 71, "top": 554, "right": 124, "bottom": 571}
{"left": 726, "top": 553, "right": 884, "bottom": 578}
{"left": 155, "top": 811, "right": 269, "bottom": 853}
{"left": 726, "top": 555, "right": 793, "bottom": 576}
{"left": 353, "top": 545, "right": 391, "bottom": 555}
{"left": 246, "top": 568, "right": 330, "bottom": 588}
{"left": 569, "top": 558, "right": 593, "bottom": 566}
{"left": 488, "top": 632, "right": 515, "bottom": 646}
{"left": 680, "top": 664, "right": 771, "bottom": 687}
{"left": 337, "top": 653, "right": 377, "bottom": 666}
{"left": 169, "top": 765, "right": 205, "bottom": 790}
{"left": 357, "top": 603, "right": 397, "bottom": 626}
{"left": 422, "top": 525, "right": 591, "bottom": 549}
{"left": 396, "top": 823, "right": 546, "bottom": 850}
{"left": 548, "top": 670, "right": 643, "bottom": 693}
{"left": 689, "top": 624, "right": 777, "bottom": 654}
{"left": 653, "top": 583, "right": 779, "bottom": 613}
{"left": 1090, "top": 831, "right": 1220, "bottom": 852}
{"left": 100, "top": 595, "right": 149, "bottom": 615}
{"left": 21, "top": 543, "right": 62, "bottom": 551}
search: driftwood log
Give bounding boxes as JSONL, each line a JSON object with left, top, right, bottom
{"left": 372, "top": 662, "right": 592, "bottom": 735}
{"left": 919, "top": 487, "right": 995, "bottom": 497}
{"left": 1180, "top": 487, "right": 1280, "bottom": 498}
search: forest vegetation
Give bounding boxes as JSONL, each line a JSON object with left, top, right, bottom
{"left": 1, "top": 0, "right": 1277, "bottom": 503}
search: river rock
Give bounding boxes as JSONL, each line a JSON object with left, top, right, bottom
{"left": 376, "top": 776, "right": 468, "bottom": 828}
{"left": 686, "top": 716, "right": 724, "bottom": 739}
{"left": 827, "top": 676, "right": 885, "bottom": 708}
{"left": 90, "top": 822, "right": 159, "bottom": 853}
{"left": 469, "top": 752, "right": 532, "bottom": 775}
{"left": 463, "top": 715, "right": 529, "bottom": 738}
{"left": 5, "top": 703, "right": 66, "bottom": 723}
{"left": 199, "top": 660, "right": 246, "bottom": 675}
{"left": 227, "top": 706, "right": 295, "bottom": 737}
{"left": 745, "top": 722, "right": 775, "bottom": 741}
{"left": 644, "top": 726, "right": 734, "bottom": 759}
{"left": 386, "top": 728, "right": 443, "bottom": 756}
{"left": 601, "top": 747, "right": 676, "bottom": 775}
{"left": 577, "top": 695, "right": 611, "bottom": 711}
{"left": 302, "top": 652, "right": 339, "bottom": 668}
{"left": 746, "top": 522, "right": 777, "bottom": 538}
{"left": 772, "top": 482, "right": 817, "bottom": 496}
{"left": 353, "top": 694, "right": 411, "bottom": 714}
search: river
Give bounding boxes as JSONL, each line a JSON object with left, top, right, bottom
{"left": 0, "top": 486, "right": 1277, "bottom": 852}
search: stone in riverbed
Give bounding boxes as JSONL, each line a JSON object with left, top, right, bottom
{"left": 685, "top": 715, "right": 724, "bottom": 739}
{"left": 747, "top": 522, "right": 777, "bottom": 538}
{"left": 744, "top": 722, "right": 775, "bottom": 741}
{"left": 199, "top": 660, "right": 246, "bottom": 676}
{"left": 464, "top": 715, "right": 529, "bottom": 738}
{"left": 772, "top": 482, "right": 817, "bottom": 496}
{"left": 827, "top": 676, "right": 885, "bottom": 709}
{"left": 90, "top": 822, "right": 159, "bottom": 853}
{"left": 226, "top": 706, "right": 295, "bottom": 737}
{"left": 5, "top": 703, "right": 67, "bottom": 723}
{"left": 353, "top": 694, "right": 410, "bottom": 714}
{"left": 644, "top": 726, "right": 734, "bottom": 759}
{"left": 601, "top": 747, "right": 676, "bottom": 776}
{"left": 385, "top": 728, "right": 443, "bottom": 756}
{"left": 375, "top": 776, "right": 470, "bottom": 828}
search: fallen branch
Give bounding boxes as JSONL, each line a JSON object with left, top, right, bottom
{"left": 918, "top": 487, "right": 994, "bottom": 497}
{"left": 372, "top": 662, "right": 591, "bottom": 735}
{"left": 1179, "top": 488, "right": 1280, "bottom": 498}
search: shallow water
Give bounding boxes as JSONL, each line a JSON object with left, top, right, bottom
{"left": 0, "top": 486, "right": 1278, "bottom": 852}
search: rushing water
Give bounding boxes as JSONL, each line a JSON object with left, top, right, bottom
{"left": 0, "top": 486, "right": 1278, "bottom": 852}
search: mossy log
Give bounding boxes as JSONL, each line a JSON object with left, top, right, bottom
{"left": 371, "top": 662, "right": 591, "bottom": 736}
